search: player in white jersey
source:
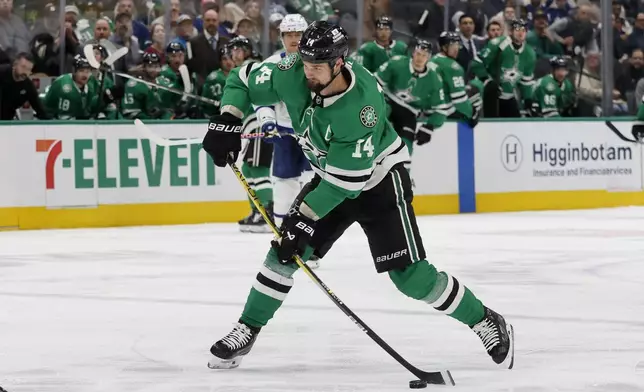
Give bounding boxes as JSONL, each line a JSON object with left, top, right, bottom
{"left": 255, "top": 14, "right": 314, "bottom": 229}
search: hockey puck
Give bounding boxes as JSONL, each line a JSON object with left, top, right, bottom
{"left": 409, "top": 380, "right": 428, "bottom": 389}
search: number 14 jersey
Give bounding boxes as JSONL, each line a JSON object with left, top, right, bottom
{"left": 220, "top": 53, "right": 409, "bottom": 219}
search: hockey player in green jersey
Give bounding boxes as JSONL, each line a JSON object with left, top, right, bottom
{"left": 431, "top": 31, "right": 481, "bottom": 127}
{"left": 375, "top": 39, "right": 449, "bottom": 169}
{"left": 158, "top": 42, "right": 198, "bottom": 119}
{"left": 228, "top": 36, "right": 274, "bottom": 233}
{"left": 88, "top": 43, "right": 119, "bottom": 119}
{"left": 201, "top": 47, "right": 235, "bottom": 117}
{"left": 202, "top": 21, "right": 515, "bottom": 372}
{"left": 351, "top": 15, "right": 408, "bottom": 73}
{"left": 530, "top": 56, "right": 575, "bottom": 118}
{"left": 471, "top": 19, "right": 536, "bottom": 118}
{"left": 122, "top": 52, "right": 172, "bottom": 120}
{"left": 44, "top": 55, "right": 106, "bottom": 119}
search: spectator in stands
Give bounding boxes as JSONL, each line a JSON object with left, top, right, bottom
{"left": 117, "top": 0, "right": 150, "bottom": 48}
{"left": 491, "top": 5, "right": 516, "bottom": 36}
{"left": 145, "top": 23, "right": 166, "bottom": 64}
{"left": 575, "top": 50, "right": 627, "bottom": 114}
{"left": 93, "top": 18, "right": 112, "bottom": 42}
{"left": 548, "top": 5, "right": 598, "bottom": 56}
{"left": 525, "top": 0, "right": 547, "bottom": 28}
{"left": 0, "top": 0, "right": 31, "bottom": 57}
{"left": 616, "top": 48, "right": 644, "bottom": 101}
{"left": 152, "top": 0, "right": 180, "bottom": 35}
{"left": 234, "top": 17, "right": 259, "bottom": 43}
{"left": 289, "top": 0, "right": 335, "bottom": 22}
{"left": 452, "top": 0, "right": 490, "bottom": 38}
{"left": 546, "top": 0, "right": 573, "bottom": 24}
{"left": 485, "top": 21, "right": 503, "bottom": 42}
{"left": 0, "top": 53, "right": 49, "bottom": 120}
{"left": 611, "top": 14, "right": 628, "bottom": 61}
{"left": 627, "top": 13, "right": 644, "bottom": 53}
{"left": 195, "top": 0, "right": 232, "bottom": 37}
{"left": 526, "top": 10, "right": 564, "bottom": 59}
{"left": 110, "top": 13, "right": 142, "bottom": 75}
{"left": 613, "top": 0, "right": 632, "bottom": 35}
{"left": 173, "top": 15, "right": 198, "bottom": 49}
{"left": 187, "top": 9, "right": 230, "bottom": 82}
{"left": 456, "top": 15, "right": 485, "bottom": 71}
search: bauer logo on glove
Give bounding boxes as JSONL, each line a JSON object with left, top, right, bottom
{"left": 208, "top": 123, "right": 243, "bottom": 133}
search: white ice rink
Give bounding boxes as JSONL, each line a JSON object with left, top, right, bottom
{"left": 1, "top": 207, "right": 644, "bottom": 392}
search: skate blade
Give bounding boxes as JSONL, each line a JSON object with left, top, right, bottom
{"left": 247, "top": 225, "right": 272, "bottom": 234}
{"left": 500, "top": 323, "right": 515, "bottom": 370}
{"left": 207, "top": 354, "right": 245, "bottom": 369}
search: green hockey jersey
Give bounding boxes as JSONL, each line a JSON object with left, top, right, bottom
{"left": 219, "top": 53, "right": 409, "bottom": 218}
{"left": 201, "top": 69, "right": 228, "bottom": 117}
{"left": 532, "top": 74, "right": 575, "bottom": 117}
{"left": 288, "top": 0, "right": 334, "bottom": 22}
{"left": 43, "top": 73, "right": 103, "bottom": 119}
{"left": 157, "top": 65, "right": 195, "bottom": 111}
{"left": 352, "top": 40, "right": 408, "bottom": 73}
{"left": 375, "top": 55, "right": 448, "bottom": 129}
{"left": 122, "top": 77, "right": 172, "bottom": 120}
{"left": 471, "top": 36, "right": 536, "bottom": 100}
{"left": 430, "top": 53, "right": 473, "bottom": 119}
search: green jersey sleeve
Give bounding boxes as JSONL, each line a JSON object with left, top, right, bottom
{"left": 353, "top": 43, "right": 371, "bottom": 71}
{"left": 201, "top": 70, "right": 226, "bottom": 117}
{"left": 471, "top": 38, "right": 501, "bottom": 80}
{"left": 122, "top": 79, "right": 149, "bottom": 119}
{"left": 441, "top": 58, "right": 473, "bottom": 119}
{"left": 421, "top": 65, "right": 448, "bottom": 129}
{"left": 518, "top": 48, "right": 536, "bottom": 100}
{"left": 219, "top": 61, "right": 282, "bottom": 118}
{"left": 43, "top": 77, "right": 62, "bottom": 117}
{"left": 533, "top": 76, "right": 559, "bottom": 117}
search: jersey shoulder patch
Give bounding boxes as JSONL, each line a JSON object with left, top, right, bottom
{"left": 127, "top": 79, "right": 137, "bottom": 87}
{"left": 277, "top": 53, "right": 298, "bottom": 71}
{"left": 359, "top": 105, "right": 378, "bottom": 128}
{"left": 546, "top": 81, "right": 555, "bottom": 92}
{"left": 451, "top": 61, "right": 461, "bottom": 70}
{"left": 62, "top": 83, "right": 72, "bottom": 93}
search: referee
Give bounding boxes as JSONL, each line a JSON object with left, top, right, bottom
{"left": 0, "top": 52, "right": 49, "bottom": 120}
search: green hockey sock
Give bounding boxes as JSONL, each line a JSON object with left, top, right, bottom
{"left": 240, "top": 247, "right": 299, "bottom": 328}
{"left": 389, "top": 260, "right": 485, "bottom": 327}
{"left": 241, "top": 163, "right": 273, "bottom": 210}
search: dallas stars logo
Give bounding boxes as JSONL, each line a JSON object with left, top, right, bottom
{"left": 278, "top": 53, "right": 297, "bottom": 70}
{"left": 360, "top": 106, "right": 378, "bottom": 128}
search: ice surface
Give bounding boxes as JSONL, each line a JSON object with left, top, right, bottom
{"left": 1, "top": 207, "right": 644, "bottom": 392}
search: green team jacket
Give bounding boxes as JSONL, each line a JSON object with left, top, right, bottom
{"left": 352, "top": 40, "right": 408, "bottom": 73}
{"left": 43, "top": 73, "right": 117, "bottom": 119}
{"left": 219, "top": 53, "right": 409, "bottom": 219}
{"left": 532, "top": 74, "right": 575, "bottom": 117}
{"left": 471, "top": 36, "right": 536, "bottom": 100}
{"left": 122, "top": 77, "right": 173, "bottom": 120}
{"left": 201, "top": 69, "right": 228, "bottom": 117}
{"left": 430, "top": 53, "right": 474, "bottom": 119}
{"left": 375, "top": 55, "right": 448, "bottom": 129}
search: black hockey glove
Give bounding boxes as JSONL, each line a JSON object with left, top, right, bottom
{"left": 148, "top": 107, "right": 164, "bottom": 119}
{"left": 415, "top": 124, "right": 433, "bottom": 146}
{"left": 273, "top": 208, "right": 316, "bottom": 264}
{"left": 467, "top": 108, "right": 480, "bottom": 129}
{"left": 202, "top": 112, "right": 243, "bottom": 167}
{"left": 632, "top": 124, "right": 644, "bottom": 141}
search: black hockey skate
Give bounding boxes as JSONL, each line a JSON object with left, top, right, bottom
{"left": 208, "top": 322, "right": 260, "bottom": 369}
{"left": 238, "top": 204, "right": 273, "bottom": 233}
{"left": 471, "top": 307, "right": 515, "bottom": 369}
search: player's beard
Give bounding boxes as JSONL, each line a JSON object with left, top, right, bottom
{"left": 306, "top": 79, "right": 325, "bottom": 93}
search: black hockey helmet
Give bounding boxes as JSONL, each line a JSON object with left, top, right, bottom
{"left": 142, "top": 52, "right": 161, "bottom": 65}
{"left": 219, "top": 46, "right": 232, "bottom": 59}
{"left": 298, "top": 21, "right": 349, "bottom": 65}
{"left": 166, "top": 41, "right": 185, "bottom": 54}
{"left": 93, "top": 43, "right": 108, "bottom": 60}
{"left": 509, "top": 19, "right": 527, "bottom": 31}
{"left": 549, "top": 56, "right": 567, "bottom": 69}
{"left": 227, "top": 36, "right": 253, "bottom": 53}
{"left": 414, "top": 39, "right": 432, "bottom": 53}
{"left": 73, "top": 54, "right": 92, "bottom": 71}
{"left": 375, "top": 15, "right": 393, "bottom": 29}
{"left": 438, "top": 31, "right": 460, "bottom": 48}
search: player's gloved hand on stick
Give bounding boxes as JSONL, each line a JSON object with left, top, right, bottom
{"left": 415, "top": 124, "right": 433, "bottom": 146}
{"left": 202, "top": 112, "right": 243, "bottom": 167}
{"left": 273, "top": 207, "right": 316, "bottom": 264}
{"left": 467, "top": 108, "right": 480, "bottom": 129}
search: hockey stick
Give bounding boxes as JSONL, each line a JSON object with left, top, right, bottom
{"left": 605, "top": 120, "right": 642, "bottom": 143}
{"left": 133, "top": 120, "right": 454, "bottom": 386}
{"left": 83, "top": 44, "right": 128, "bottom": 119}
{"left": 133, "top": 119, "right": 276, "bottom": 145}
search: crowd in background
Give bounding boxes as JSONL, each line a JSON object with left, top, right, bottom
{"left": 1, "top": 0, "right": 644, "bottom": 119}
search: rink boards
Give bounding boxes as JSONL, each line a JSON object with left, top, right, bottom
{"left": 1, "top": 119, "right": 643, "bottom": 230}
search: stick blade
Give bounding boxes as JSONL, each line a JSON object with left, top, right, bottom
{"left": 133, "top": 119, "right": 204, "bottom": 147}
{"left": 83, "top": 44, "right": 101, "bottom": 69}
{"left": 178, "top": 65, "right": 192, "bottom": 94}
{"left": 106, "top": 46, "right": 129, "bottom": 66}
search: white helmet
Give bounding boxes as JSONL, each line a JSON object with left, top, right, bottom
{"left": 279, "top": 14, "right": 308, "bottom": 33}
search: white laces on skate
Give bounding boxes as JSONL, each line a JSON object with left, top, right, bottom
{"left": 472, "top": 319, "right": 500, "bottom": 352}
{"left": 220, "top": 323, "right": 253, "bottom": 350}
